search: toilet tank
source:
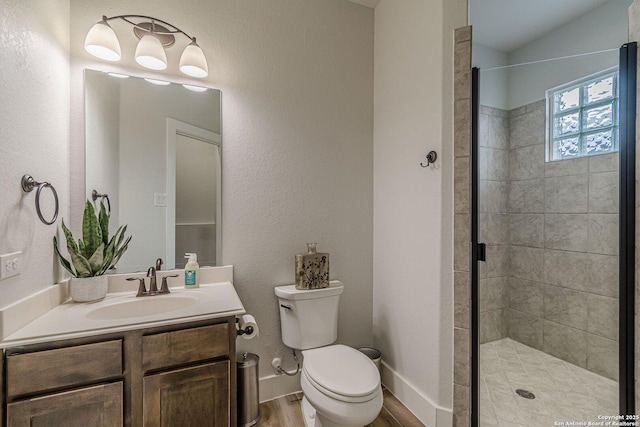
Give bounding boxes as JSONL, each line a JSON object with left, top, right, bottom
{"left": 275, "top": 281, "right": 344, "bottom": 350}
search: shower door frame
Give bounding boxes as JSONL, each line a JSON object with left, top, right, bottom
{"left": 469, "top": 43, "right": 637, "bottom": 427}
{"left": 619, "top": 41, "right": 636, "bottom": 416}
{"left": 470, "top": 66, "right": 481, "bottom": 427}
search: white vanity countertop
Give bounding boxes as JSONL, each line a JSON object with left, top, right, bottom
{"left": 0, "top": 281, "right": 245, "bottom": 349}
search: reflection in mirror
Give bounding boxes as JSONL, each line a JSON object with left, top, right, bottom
{"left": 84, "top": 70, "right": 221, "bottom": 273}
{"left": 470, "top": 0, "right": 632, "bottom": 425}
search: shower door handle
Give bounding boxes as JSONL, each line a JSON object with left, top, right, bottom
{"left": 477, "top": 243, "right": 486, "bottom": 262}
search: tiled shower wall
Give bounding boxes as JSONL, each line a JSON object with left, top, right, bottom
{"left": 453, "top": 26, "right": 472, "bottom": 427}
{"left": 479, "top": 106, "right": 510, "bottom": 343}
{"left": 479, "top": 100, "right": 620, "bottom": 380}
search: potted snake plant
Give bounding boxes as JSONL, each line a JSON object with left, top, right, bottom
{"left": 53, "top": 200, "right": 131, "bottom": 302}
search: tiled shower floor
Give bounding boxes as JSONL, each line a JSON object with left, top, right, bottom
{"left": 481, "top": 338, "right": 618, "bottom": 427}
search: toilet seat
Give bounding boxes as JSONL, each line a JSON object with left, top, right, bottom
{"left": 302, "top": 344, "right": 380, "bottom": 403}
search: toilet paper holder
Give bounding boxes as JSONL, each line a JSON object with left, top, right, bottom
{"left": 236, "top": 318, "right": 255, "bottom": 336}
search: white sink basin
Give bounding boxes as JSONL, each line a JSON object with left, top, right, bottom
{"left": 85, "top": 295, "right": 198, "bottom": 320}
{"left": 68, "top": 284, "right": 244, "bottom": 328}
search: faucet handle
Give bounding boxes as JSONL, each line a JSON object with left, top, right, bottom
{"left": 160, "top": 275, "right": 179, "bottom": 293}
{"left": 127, "top": 277, "right": 147, "bottom": 297}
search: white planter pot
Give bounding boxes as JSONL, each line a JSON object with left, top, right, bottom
{"left": 70, "top": 275, "right": 108, "bottom": 302}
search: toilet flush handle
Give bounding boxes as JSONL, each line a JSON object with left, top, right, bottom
{"left": 280, "top": 304, "right": 292, "bottom": 310}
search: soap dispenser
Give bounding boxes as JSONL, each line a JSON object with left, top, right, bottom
{"left": 184, "top": 253, "right": 200, "bottom": 288}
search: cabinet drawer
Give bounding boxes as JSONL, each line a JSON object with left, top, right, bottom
{"left": 142, "top": 323, "right": 229, "bottom": 371}
{"left": 7, "top": 381, "right": 123, "bottom": 427}
{"left": 6, "top": 340, "right": 123, "bottom": 399}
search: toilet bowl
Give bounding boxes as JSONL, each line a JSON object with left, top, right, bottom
{"left": 300, "top": 344, "right": 383, "bottom": 427}
{"left": 274, "top": 282, "right": 383, "bottom": 427}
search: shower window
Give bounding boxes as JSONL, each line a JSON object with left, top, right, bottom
{"left": 547, "top": 70, "right": 619, "bottom": 160}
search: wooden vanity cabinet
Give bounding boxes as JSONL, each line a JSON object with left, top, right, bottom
{"left": 1, "top": 316, "right": 237, "bottom": 427}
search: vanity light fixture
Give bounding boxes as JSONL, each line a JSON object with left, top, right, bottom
{"left": 144, "top": 78, "right": 171, "bottom": 86}
{"left": 182, "top": 84, "right": 208, "bottom": 92}
{"left": 85, "top": 15, "right": 209, "bottom": 78}
{"left": 107, "top": 72, "right": 130, "bottom": 79}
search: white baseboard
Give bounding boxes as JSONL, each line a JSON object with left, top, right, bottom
{"left": 258, "top": 373, "right": 302, "bottom": 403}
{"left": 381, "top": 361, "right": 453, "bottom": 427}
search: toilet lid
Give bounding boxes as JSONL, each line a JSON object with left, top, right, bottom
{"left": 302, "top": 344, "right": 380, "bottom": 398}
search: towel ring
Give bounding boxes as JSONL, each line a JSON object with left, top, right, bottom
{"left": 91, "top": 189, "right": 111, "bottom": 216}
{"left": 21, "top": 175, "right": 59, "bottom": 225}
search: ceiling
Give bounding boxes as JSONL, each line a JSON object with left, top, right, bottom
{"left": 470, "top": 0, "right": 611, "bottom": 52}
{"left": 348, "top": 0, "right": 380, "bottom": 9}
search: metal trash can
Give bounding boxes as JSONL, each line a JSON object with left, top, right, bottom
{"left": 237, "top": 352, "right": 261, "bottom": 426}
{"left": 358, "top": 347, "right": 382, "bottom": 373}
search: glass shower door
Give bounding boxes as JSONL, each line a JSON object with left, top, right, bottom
{"left": 470, "top": 40, "right": 637, "bottom": 426}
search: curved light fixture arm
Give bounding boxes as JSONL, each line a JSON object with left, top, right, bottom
{"left": 103, "top": 14, "right": 195, "bottom": 41}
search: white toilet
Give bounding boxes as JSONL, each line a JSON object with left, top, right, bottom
{"left": 275, "top": 281, "right": 383, "bottom": 427}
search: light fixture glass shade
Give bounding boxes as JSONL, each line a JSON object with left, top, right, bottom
{"left": 144, "top": 78, "right": 171, "bottom": 85}
{"left": 179, "top": 39, "right": 208, "bottom": 78}
{"left": 135, "top": 34, "right": 167, "bottom": 71}
{"left": 107, "top": 72, "right": 130, "bottom": 79}
{"left": 182, "top": 84, "right": 208, "bottom": 92}
{"left": 84, "top": 19, "right": 121, "bottom": 61}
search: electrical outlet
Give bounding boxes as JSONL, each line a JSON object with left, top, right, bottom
{"left": 0, "top": 251, "right": 22, "bottom": 280}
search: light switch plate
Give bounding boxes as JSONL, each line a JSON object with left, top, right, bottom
{"left": 154, "top": 193, "right": 167, "bottom": 207}
{"left": 0, "top": 251, "right": 22, "bottom": 280}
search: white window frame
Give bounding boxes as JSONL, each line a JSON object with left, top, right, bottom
{"left": 546, "top": 68, "right": 619, "bottom": 162}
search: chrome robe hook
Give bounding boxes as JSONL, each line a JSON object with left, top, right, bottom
{"left": 420, "top": 151, "right": 438, "bottom": 167}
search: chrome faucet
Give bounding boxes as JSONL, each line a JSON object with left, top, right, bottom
{"left": 127, "top": 267, "right": 178, "bottom": 297}
{"left": 147, "top": 267, "right": 158, "bottom": 293}
{"left": 127, "top": 267, "right": 179, "bottom": 297}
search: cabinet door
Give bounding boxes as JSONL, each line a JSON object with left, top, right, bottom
{"left": 7, "top": 382, "right": 123, "bottom": 427}
{"left": 143, "top": 361, "right": 229, "bottom": 427}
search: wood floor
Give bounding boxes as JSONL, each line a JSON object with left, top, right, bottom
{"left": 255, "top": 389, "right": 425, "bottom": 427}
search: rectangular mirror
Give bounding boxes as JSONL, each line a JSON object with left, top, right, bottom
{"left": 84, "top": 70, "right": 222, "bottom": 273}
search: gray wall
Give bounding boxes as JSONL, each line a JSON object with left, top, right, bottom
{"left": 480, "top": 100, "right": 619, "bottom": 380}
{"left": 0, "top": 0, "right": 70, "bottom": 305}
{"left": 373, "top": 1, "right": 467, "bottom": 419}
